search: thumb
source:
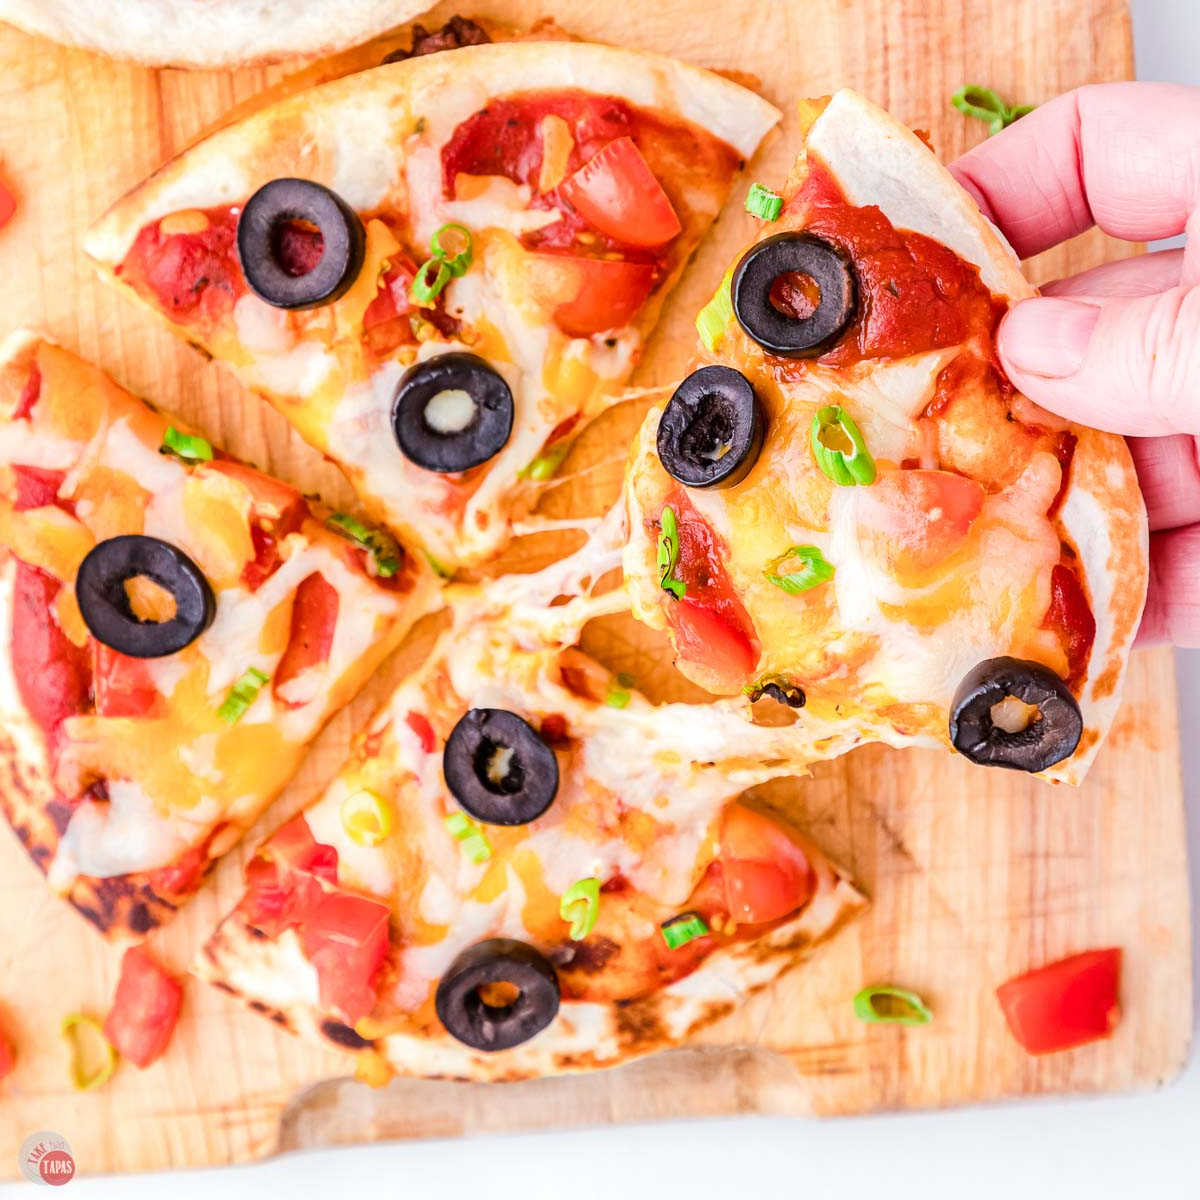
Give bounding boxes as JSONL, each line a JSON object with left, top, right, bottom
{"left": 996, "top": 287, "right": 1200, "bottom": 436}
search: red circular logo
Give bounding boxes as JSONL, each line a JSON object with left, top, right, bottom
{"left": 38, "top": 1149, "right": 76, "bottom": 1186}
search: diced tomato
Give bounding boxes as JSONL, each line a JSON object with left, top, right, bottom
{"left": 147, "top": 840, "right": 208, "bottom": 899}
{"left": 239, "top": 815, "right": 339, "bottom": 938}
{"left": 861, "top": 469, "right": 985, "bottom": 576}
{"left": 93, "top": 644, "right": 160, "bottom": 718}
{"left": 715, "top": 805, "right": 816, "bottom": 926}
{"left": 1042, "top": 562, "right": 1095, "bottom": 688}
{"left": 560, "top": 137, "right": 681, "bottom": 247}
{"left": 672, "top": 596, "right": 760, "bottom": 689}
{"left": 996, "top": 948, "right": 1121, "bottom": 1055}
{"left": 200, "top": 460, "right": 307, "bottom": 532}
{"left": 12, "top": 364, "right": 40, "bottom": 420}
{"left": 0, "top": 1023, "right": 14, "bottom": 1082}
{"left": 363, "top": 258, "right": 417, "bottom": 331}
{"left": 103, "top": 946, "right": 183, "bottom": 1069}
{"left": 663, "top": 494, "right": 760, "bottom": 690}
{"left": 404, "top": 710, "right": 436, "bottom": 754}
{"left": 273, "top": 573, "right": 339, "bottom": 707}
{"left": 535, "top": 254, "right": 657, "bottom": 337}
{"left": 12, "top": 560, "right": 90, "bottom": 750}
{"left": 12, "top": 464, "right": 65, "bottom": 511}
{"left": 300, "top": 890, "right": 391, "bottom": 1025}
{"left": 0, "top": 178, "right": 16, "bottom": 232}
{"left": 241, "top": 524, "right": 280, "bottom": 592}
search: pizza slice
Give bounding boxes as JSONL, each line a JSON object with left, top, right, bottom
{"left": 622, "top": 90, "right": 1147, "bottom": 784}
{"left": 0, "top": 332, "right": 438, "bottom": 936}
{"left": 83, "top": 37, "right": 780, "bottom": 571}
{"left": 197, "top": 554, "right": 862, "bottom": 1081}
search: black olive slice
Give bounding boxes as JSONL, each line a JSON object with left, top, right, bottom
{"left": 236, "top": 178, "right": 366, "bottom": 310}
{"left": 75, "top": 535, "right": 215, "bottom": 658}
{"left": 435, "top": 938, "right": 560, "bottom": 1052}
{"left": 392, "top": 353, "right": 514, "bottom": 473}
{"left": 731, "top": 232, "right": 857, "bottom": 357}
{"left": 656, "top": 366, "right": 765, "bottom": 489}
{"left": 443, "top": 708, "right": 559, "bottom": 825}
{"left": 949, "top": 656, "right": 1083, "bottom": 772}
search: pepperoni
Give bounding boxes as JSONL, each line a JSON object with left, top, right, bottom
{"left": 12, "top": 560, "right": 91, "bottom": 750}
{"left": 118, "top": 206, "right": 243, "bottom": 325}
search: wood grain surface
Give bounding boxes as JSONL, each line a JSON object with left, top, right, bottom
{"left": 0, "top": 0, "right": 1191, "bottom": 1180}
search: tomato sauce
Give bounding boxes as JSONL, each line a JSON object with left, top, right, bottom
{"left": 777, "top": 163, "right": 1006, "bottom": 369}
{"left": 1042, "top": 562, "right": 1096, "bottom": 688}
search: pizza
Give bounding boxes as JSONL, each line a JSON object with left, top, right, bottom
{"left": 0, "top": 0, "right": 429, "bottom": 68}
{"left": 197, "top": 543, "right": 863, "bottom": 1080}
{"left": 622, "top": 90, "right": 1148, "bottom": 785}
{"left": 0, "top": 332, "right": 438, "bottom": 936}
{"left": 83, "top": 36, "right": 780, "bottom": 571}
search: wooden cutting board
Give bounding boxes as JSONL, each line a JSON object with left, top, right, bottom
{"left": 0, "top": 0, "right": 1191, "bottom": 1180}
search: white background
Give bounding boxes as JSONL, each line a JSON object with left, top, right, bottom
{"left": 10, "top": 0, "right": 1199, "bottom": 1194}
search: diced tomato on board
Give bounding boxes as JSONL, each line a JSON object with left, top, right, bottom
{"left": 103, "top": 946, "right": 183, "bottom": 1069}
{"left": 996, "top": 947, "right": 1121, "bottom": 1055}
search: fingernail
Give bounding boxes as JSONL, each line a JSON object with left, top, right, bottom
{"left": 1000, "top": 297, "right": 1101, "bottom": 379}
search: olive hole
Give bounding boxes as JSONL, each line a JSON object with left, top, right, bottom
{"left": 475, "top": 739, "right": 525, "bottom": 795}
{"left": 768, "top": 270, "right": 820, "bottom": 320}
{"left": 679, "top": 394, "right": 735, "bottom": 464}
{"left": 271, "top": 217, "right": 325, "bottom": 278}
{"left": 423, "top": 388, "right": 479, "bottom": 437}
{"left": 122, "top": 574, "right": 178, "bottom": 624}
{"left": 817, "top": 423, "right": 855, "bottom": 455}
{"left": 990, "top": 695, "right": 1042, "bottom": 734}
{"left": 477, "top": 980, "right": 521, "bottom": 1009}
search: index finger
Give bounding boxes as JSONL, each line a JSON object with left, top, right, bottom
{"left": 949, "top": 81, "right": 1200, "bottom": 259}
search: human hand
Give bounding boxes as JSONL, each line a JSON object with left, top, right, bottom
{"left": 951, "top": 81, "right": 1200, "bottom": 646}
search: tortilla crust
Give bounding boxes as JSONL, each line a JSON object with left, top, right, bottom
{"left": 0, "top": 555, "right": 190, "bottom": 938}
{"left": 0, "top": 0, "right": 428, "bottom": 69}
{"left": 84, "top": 40, "right": 779, "bottom": 267}
{"left": 195, "top": 843, "right": 865, "bottom": 1082}
{"left": 625, "top": 90, "right": 1147, "bottom": 786}
{"left": 804, "top": 90, "right": 1147, "bottom": 784}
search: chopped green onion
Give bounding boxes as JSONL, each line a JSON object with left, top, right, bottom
{"left": 217, "top": 667, "right": 269, "bottom": 724}
{"left": 656, "top": 505, "right": 686, "bottom": 600}
{"left": 161, "top": 425, "right": 213, "bottom": 463}
{"left": 660, "top": 911, "right": 709, "bottom": 950}
{"left": 853, "top": 984, "right": 933, "bottom": 1026}
{"left": 423, "top": 550, "right": 453, "bottom": 579}
{"left": 605, "top": 688, "right": 631, "bottom": 709}
{"left": 410, "top": 256, "right": 452, "bottom": 305}
{"left": 810, "top": 405, "right": 876, "bottom": 486}
{"left": 444, "top": 812, "right": 492, "bottom": 863}
{"left": 326, "top": 512, "right": 401, "bottom": 578}
{"left": 341, "top": 789, "right": 394, "bottom": 847}
{"left": 62, "top": 1013, "right": 117, "bottom": 1091}
{"left": 745, "top": 182, "right": 783, "bottom": 221}
{"left": 952, "top": 85, "right": 1034, "bottom": 136}
{"left": 696, "top": 269, "right": 734, "bottom": 354}
{"left": 430, "top": 222, "right": 473, "bottom": 277}
{"left": 560, "top": 877, "right": 601, "bottom": 940}
{"left": 520, "top": 441, "right": 571, "bottom": 481}
{"left": 764, "top": 544, "right": 835, "bottom": 595}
